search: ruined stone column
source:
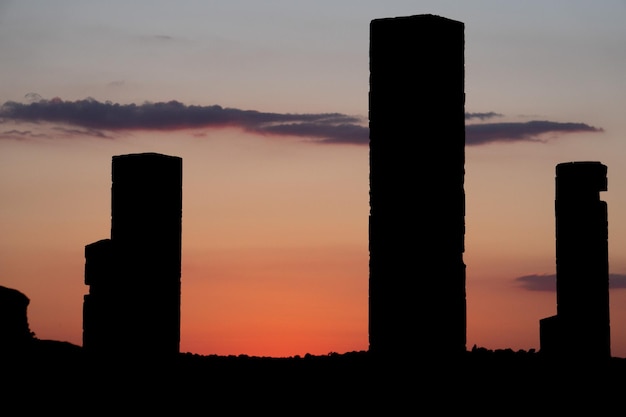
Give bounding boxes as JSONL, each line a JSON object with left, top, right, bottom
{"left": 368, "top": 14, "right": 466, "bottom": 357}
{"left": 84, "top": 152, "right": 182, "bottom": 359}
{"left": 541, "top": 161, "right": 610, "bottom": 360}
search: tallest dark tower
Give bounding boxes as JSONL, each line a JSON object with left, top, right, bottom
{"left": 369, "top": 15, "right": 466, "bottom": 357}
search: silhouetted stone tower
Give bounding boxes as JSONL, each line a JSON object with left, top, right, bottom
{"left": 540, "top": 161, "right": 610, "bottom": 361}
{"left": 83, "top": 152, "right": 182, "bottom": 358}
{"left": 369, "top": 15, "right": 466, "bottom": 357}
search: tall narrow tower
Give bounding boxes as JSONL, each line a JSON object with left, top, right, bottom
{"left": 368, "top": 15, "right": 466, "bottom": 357}
{"left": 83, "top": 152, "right": 183, "bottom": 358}
{"left": 540, "top": 161, "right": 610, "bottom": 361}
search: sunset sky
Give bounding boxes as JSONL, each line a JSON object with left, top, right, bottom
{"left": 2, "top": 0, "right": 626, "bottom": 358}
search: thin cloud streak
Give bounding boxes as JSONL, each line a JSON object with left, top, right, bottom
{"left": 515, "top": 273, "right": 626, "bottom": 292}
{"left": 0, "top": 97, "right": 603, "bottom": 145}
{"left": 0, "top": 129, "right": 49, "bottom": 140}
{"left": 465, "top": 111, "right": 503, "bottom": 120}
{"left": 466, "top": 121, "right": 603, "bottom": 145}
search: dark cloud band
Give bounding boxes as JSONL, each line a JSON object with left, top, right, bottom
{"left": 1, "top": 97, "right": 367, "bottom": 144}
{"left": 0, "top": 97, "right": 603, "bottom": 145}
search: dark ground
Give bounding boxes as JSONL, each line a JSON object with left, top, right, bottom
{"left": 3, "top": 340, "right": 626, "bottom": 414}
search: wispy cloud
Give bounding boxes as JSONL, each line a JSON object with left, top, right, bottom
{"left": 466, "top": 121, "right": 603, "bottom": 145}
{"left": 515, "top": 273, "right": 626, "bottom": 292}
{"left": 107, "top": 80, "right": 125, "bottom": 88}
{"left": 0, "top": 97, "right": 604, "bottom": 145}
{"left": 465, "top": 111, "right": 503, "bottom": 120}
{"left": 0, "top": 129, "right": 49, "bottom": 140}
{"left": 51, "top": 126, "right": 115, "bottom": 139}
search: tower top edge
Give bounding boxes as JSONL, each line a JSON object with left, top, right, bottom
{"left": 556, "top": 161, "right": 607, "bottom": 174}
{"left": 371, "top": 14, "right": 463, "bottom": 27}
{"left": 112, "top": 152, "right": 182, "bottom": 161}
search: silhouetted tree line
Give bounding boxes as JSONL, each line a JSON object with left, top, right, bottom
{"left": 3, "top": 340, "right": 626, "bottom": 414}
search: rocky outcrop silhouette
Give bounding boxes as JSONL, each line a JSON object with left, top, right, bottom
{"left": 0, "top": 285, "right": 33, "bottom": 352}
